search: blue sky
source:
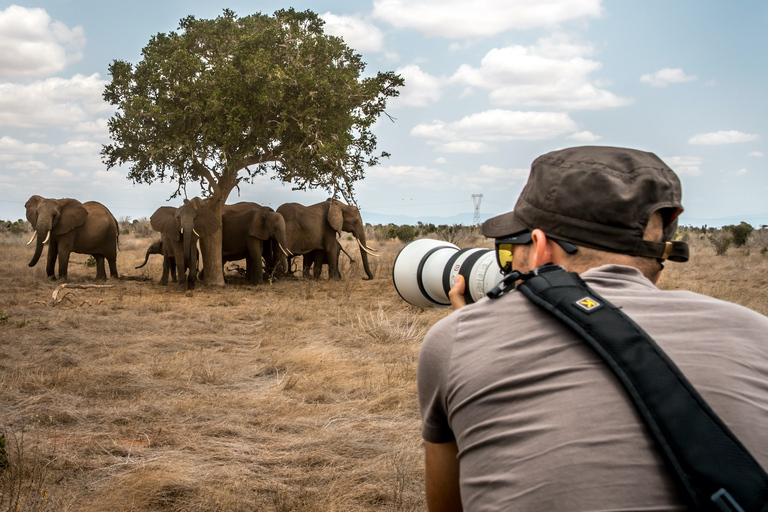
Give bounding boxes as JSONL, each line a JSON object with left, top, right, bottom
{"left": 1, "top": 0, "right": 766, "bottom": 227}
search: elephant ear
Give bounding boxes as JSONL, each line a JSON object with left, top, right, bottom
{"left": 189, "top": 197, "right": 206, "bottom": 209}
{"left": 25, "top": 195, "right": 43, "bottom": 228}
{"left": 54, "top": 198, "right": 88, "bottom": 235}
{"left": 151, "top": 207, "right": 180, "bottom": 241}
{"left": 248, "top": 209, "right": 269, "bottom": 240}
{"left": 193, "top": 208, "right": 220, "bottom": 238}
{"left": 327, "top": 201, "right": 343, "bottom": 235}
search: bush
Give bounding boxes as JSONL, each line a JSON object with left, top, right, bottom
{"left": 397, "top": 225, "right": 417, "bottom": 243}
{"left": 435, "top": 224, "right": 480, "bottom": 246}
{"left": 723, "top": 222, "right": 754, "bottom": 247}
{"left": 708, "top": 231, "right": 732, "bottom": 255}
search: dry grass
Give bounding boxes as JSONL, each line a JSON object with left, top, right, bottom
{"left": 1, "top": 229, "right": 766, "bottom": 511}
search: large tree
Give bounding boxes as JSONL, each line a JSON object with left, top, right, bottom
{"left": 102, "top": 8, "right": 403, "bottom": 285}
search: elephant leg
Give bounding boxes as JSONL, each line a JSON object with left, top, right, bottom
{"left": 176, "top": 260, "right": 188, "bottom": 290}
{"left": 185, "top": 253, "right": 197, "bottom": 290}
{"left": 57, "top": 249, "right": 70, "bottom": 281}
{"left": 327, "top": 243, "right": 341, "bottom": 281}
{"left": 94, "top": 254, "right": 107, "bottom": 281}
{"left": 312, "top": 251, "right": 323, "bottom": 279}
{"left": 160, "top": 255, "right": 170, "bottom": 285}
{"left": 107, "top": 255, "right": 118, "bottom": 278}
{"left": 169, "top": 258, "right": 177, "bottom": 282}
{"left": 247, "top": 239, "right": 264, "bottom": 284}
{"left": 46, "top": 240, "right": 57, "bottom": 279}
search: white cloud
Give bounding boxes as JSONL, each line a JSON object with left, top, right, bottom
{"left": 52, "top": 168, "right": 73, "bottom": 177}
{"left": 0, "top": 74, "right": 111, "bottom": 128}
{"left": 640, "top": 68, "right": 697, "bottom": 87}
{"left": 319, "top": 13, "right": 385, "bottom": 53}
{"left": 0, "top": 136, "right": 54, "bottom": 155}
{"left": 412, "top": 110, "right": 579, "bottom": 152}
{"left": 688, "top": 131, "right": 759, "bottom": 145}
{"left": 664, "top": 156, "right": 703, "bottom": 176}
{"left": 372, "top": 0, "right": 603, "bottom": 38}
{"left": 76, "top": 118, "right": 110, "bottom": 138}
{"left": 568, "top": 130, "right": 601, "bottom": 142}
{"left": 436, "top": 141, "right": 493, "bottom": 153}
{"left": 0, "top": 5, "right": 85, "bottom": 79}
{"left": 747, "top": 151, "right": 764, "bottom": 157}
{"left": 365, "top": 163, "right": 526, "bottom": 191}
{"left": 435, "top": 157, "right": 448, "bottom": 164}
{"left": 734, "top": 168, "right": 748, "bottom": 176}
{"left": 450, "top": 35, "right": 632, "bottom": 110}
{"left": 6, "top": 160, "right": 48, "bottom": 171}
{"left": 391, "top": 65, "right": 443, "bottom": 107}
{"left": 365, "top": 164, "right": 447, "bottom": 189}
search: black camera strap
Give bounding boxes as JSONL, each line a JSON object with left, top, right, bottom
{"left": 510, "top": 264, "right": 768, "bottom": 512}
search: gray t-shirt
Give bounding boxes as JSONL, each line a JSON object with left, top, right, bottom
{"left": 418, "top": 265, "right": 768, "bottom": 511}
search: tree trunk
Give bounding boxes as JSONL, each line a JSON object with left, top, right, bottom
{"left": 200, "top": 199, "right": 225, "bottom": 286}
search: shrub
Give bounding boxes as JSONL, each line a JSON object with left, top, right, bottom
{"left": 723, "top": 222, "right": 754, "bottom": 247}
{"left": 708, "top": 231, "right": 732, "bottom": 255}
{"left": 397, "top": 225, "right": 417, "bottom": 243}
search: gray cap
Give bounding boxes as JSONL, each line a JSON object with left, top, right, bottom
{"left": 482, "top": 146, "right": 689, "bottom": 262}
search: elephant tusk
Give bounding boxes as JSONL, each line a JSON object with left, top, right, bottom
{"left": 193, "top": 228, "right": 201, "bottom": 238}
{"left": 277, "top": 243, "right": 291, "bottom": 257}
{"left": 180, "top": 228, "right": 184, "bottom": 234}
{"left": 26, "top": 231, "right": 37, "bottom": 245}
{"left": 357, "top": 238, "right": 379, "bottom": 257}
{"left": 42, "top": 231, "right": 51, "bottom": 245}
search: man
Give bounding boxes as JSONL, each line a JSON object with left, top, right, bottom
{"left": 417, "top": 146, "right": 768, "bottom": 511}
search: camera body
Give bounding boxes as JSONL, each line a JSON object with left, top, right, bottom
{"left": 393, "top": 239, "right": 503, "bottom": 308}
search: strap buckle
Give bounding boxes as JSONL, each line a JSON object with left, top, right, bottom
{"left": 711, "top": 488, "right": 745, "bottom": 512}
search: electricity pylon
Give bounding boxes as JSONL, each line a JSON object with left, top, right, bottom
{"left": 472, "top": 194, "right": 483, "bottom": 227}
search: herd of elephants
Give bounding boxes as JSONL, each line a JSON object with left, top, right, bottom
{"left": 23, "top": 195, "right": 378, "bottom": 289}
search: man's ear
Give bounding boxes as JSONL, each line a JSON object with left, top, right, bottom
{"left": 530, "top": 229, "right": 557, "bottom": 268}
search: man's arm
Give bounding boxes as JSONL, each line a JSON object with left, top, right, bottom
{"left": 425, "top": 440, "right": 463, "bottom": 512}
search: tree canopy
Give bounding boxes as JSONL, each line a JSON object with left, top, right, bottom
{"left": 101, "top": 8, "right": 403, "bottom": 285}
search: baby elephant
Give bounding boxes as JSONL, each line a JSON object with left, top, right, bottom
{"left": 135, "top": 239, "right": 199, "bottom": 284}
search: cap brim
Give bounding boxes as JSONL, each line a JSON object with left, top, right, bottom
{"left": 482, "top": 211, "right": 527, "bottom": 238}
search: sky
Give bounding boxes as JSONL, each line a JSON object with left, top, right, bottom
{"left": 1, "top": 0, "right": 766, "bottom": 227}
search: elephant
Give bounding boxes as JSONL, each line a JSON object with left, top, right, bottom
{"left": 25, "top": 195, "right": 119, "bottom": 281}
{"left": 300, "top": 242, "right": 355, "bottom": 279}
{"left": 135, "top": 239, "right": 199, "bottom": 283}
{"left": 220, "top": 202, "right": 290, "bottom": 284}
{"left": 276, "top": 198, "right": 376, "bottom": 280}
{"left": 150, "top": 198, "right": 218, "bottom": 290}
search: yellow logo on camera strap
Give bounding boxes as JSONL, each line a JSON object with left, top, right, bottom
{"left": 574, "top": 296, "right": 601, "bottom": 313}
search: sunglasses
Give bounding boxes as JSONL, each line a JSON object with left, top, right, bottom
{"left": 495, "top": 231, "right": 578, "bottom": 273}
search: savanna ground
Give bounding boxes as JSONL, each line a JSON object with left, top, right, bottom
{"left": 1, "top": 224, "right": 767, "bottom": 511}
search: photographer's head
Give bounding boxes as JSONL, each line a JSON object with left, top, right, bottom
{"left": 483, "top": 146, "right": 689, "bottom": 283}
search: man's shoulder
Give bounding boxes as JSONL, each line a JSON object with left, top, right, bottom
{"left": 584, "top": 265, "right": 768, "bottom": 325}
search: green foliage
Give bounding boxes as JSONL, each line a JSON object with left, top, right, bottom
{"left": 102, "top": 8, "right": 403, "bottom": 203}
{"left": 0, "top": 310, "right": 9, "bottom": 324}
{"left": 84, "top": 257, "right": 97, "bottom": 268}
{"left": 396, "top": 225, "right": 417, "bottom": 243}
{"left": 723, "top": 222, "right": 754, "bottom": 247}
{"left": 3, "top": 220, "right": 27, "bottom": 236}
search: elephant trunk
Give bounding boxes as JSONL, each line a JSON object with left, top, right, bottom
{"left": 28, "top": 226, "right": 50, "bottom": 267}
{"left": 356, "top": 233, "right": 374, "bottom": 280}
{"left": 182, "top": 224, "right": 195, "bottom": 268}
{"left": 135, "top": 249, "right": 152, "bottom": 269}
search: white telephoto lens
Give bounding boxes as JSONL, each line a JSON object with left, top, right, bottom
{"left": 393, "top": 239, "right": 503, "bottom": 308}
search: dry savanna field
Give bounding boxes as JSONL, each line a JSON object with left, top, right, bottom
{"left": 1, "top": 226, "right": 767, "bottom": 511}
